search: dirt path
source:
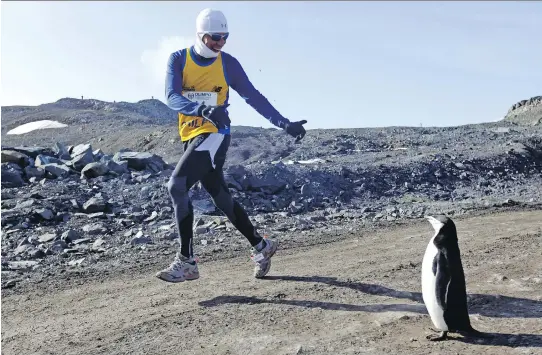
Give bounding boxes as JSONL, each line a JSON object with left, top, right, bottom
{"left": 2, "top": 210, "right": 542, "bottom": 355}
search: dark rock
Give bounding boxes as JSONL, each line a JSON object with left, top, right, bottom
{"left": 1, "top": 150, "right": 31, "bottom": 167}
{"left": 42, "top": 164, "right": 71, "bottom": 178}
{"left": 113, "top": 151, "right": 167, "bottom": 171}
{"left": 71, "top": 148, "right": 95, "bottom": 171}
{"left": 35, "top": 155, "right": 64, "bottom": 167}
{"left": 9, "top": 147, "right": 55, "bottom": 159}
{"left": 81, "top": 162, "right": 110, "bottom": 179}
{"left": 1, "top": 169, "right": 25, "bottom": 188}
{"left": 82, "top": 196, "right": 107, "bottom": 213}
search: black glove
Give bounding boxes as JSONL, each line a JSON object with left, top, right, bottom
{"left": 284, "top": 120, "right": 307, "bottom": 142}
{"left": 200, "top": 104, "right": 231, "bottom": 130}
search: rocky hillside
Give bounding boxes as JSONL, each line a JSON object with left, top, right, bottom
{"left": 1, "top": 97, "right": 177, "bottom": 127}
{"left": 504, "top": 95, "right": 542, "bottom": 126}
{"left": 2, "top": 95, "right": 541, "bottom": 165}
{"left": 1, "top": 96, "right": 542, "bottom": 288}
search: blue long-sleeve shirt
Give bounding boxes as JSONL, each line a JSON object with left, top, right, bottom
{"left": 165, "top": 46, "right": 290, "bottom": 129}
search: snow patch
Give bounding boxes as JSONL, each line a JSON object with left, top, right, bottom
{"left": 7, "top": 120, "right": 68, "bottom": 135}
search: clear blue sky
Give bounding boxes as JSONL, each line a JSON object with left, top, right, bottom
{"left": 1, "top": 1, "right": 541, "bottom": 128}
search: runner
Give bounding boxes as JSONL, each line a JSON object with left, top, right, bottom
{"left": 156, "top": 8, "right": 307, "bottom": 282}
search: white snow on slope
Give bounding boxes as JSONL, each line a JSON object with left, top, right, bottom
{"left": 7, "top": 120, "right": 68, "bottom": 135}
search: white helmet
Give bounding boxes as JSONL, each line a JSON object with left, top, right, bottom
{"left": 194, "top": 8, "right": 228, "bottom": 58}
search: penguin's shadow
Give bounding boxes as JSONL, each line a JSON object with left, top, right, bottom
{"left": 455, "top": 333, "right": 542, "bottom": 347}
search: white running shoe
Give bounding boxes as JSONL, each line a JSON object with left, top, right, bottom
{"left": 155, "top": 254, "right": 199, "bottom": 282}
{"left": 251, "top": 237, "right": 278, "bottom": 279}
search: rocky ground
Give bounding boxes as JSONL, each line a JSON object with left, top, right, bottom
{"left": 2, "top": 124, "right": 541, "bottom": 287}
{"left": 1, "top": 96, "right": 541, "bottom": 354}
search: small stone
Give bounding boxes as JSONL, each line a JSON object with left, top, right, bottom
{"left": 130, "top": 236, "right": 152, "bottom": 245}
{"left": 36, "top": 208, "right": 54, "bottom": 220}
{"left": 38, "top": 233, "right": 57, "bottom": 243}
{"left": 4, "top": 280, "right": 18, "bottom": 289}
{"left": 14, "top": 244, "right": 34, "bottom": 256}
{"left": 92, "top": 238, "right": 106, "bottom": 248}
{"left": 16, "top": 199, "right": 36, "bottom": 209}
{"left": 72, "top": 238, "right": 91, "bottom": 245}
{"left": 82, "top": 196, "right": 107, "bottom": 213}
{"left": 82, "top": 223, "right": 107, "bottom": 235}
{"left": 68, "top": 258, "right": 85, "bottom": 267}
{"left": 61, "top": 229, "right": 80, "bottom": 242}
{"left": 87, "top": 212, "right": 106, "bottom": 219}
{"left": 144, "top": 211, "right": 159, "bottom": 222}
{"left": 50, "top": 240, "right": 68, "bottom": 253}
{"left": 8, "top": 260, "right": 39, "bottom": 270}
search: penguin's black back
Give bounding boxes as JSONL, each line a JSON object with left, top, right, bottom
{"left": 433, "top": 217, "right": 474, "bottom": 332}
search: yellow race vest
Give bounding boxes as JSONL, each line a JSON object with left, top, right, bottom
{"left": 178, "top": 48, "right": 230, "bottom": 141}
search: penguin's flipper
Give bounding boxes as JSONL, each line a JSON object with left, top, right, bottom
{"left": 433, "top": 251, "right": 451, "bottom": 310}
{"left": 426, "top": 331, "right": 448, "bottom": 341}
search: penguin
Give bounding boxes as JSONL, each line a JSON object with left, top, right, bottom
{"left": 421, "top": 215, "right": 491, "bottom": 341}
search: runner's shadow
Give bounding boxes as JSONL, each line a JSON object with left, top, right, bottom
{"left": 198, "top": 295, "right": 426, "bottom": 313}
{"left": 264, "top": 275, "right": 542, "bottom": 319}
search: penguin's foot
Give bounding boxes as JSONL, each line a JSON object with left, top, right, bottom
{"left": 426, "top": 331, "right": 448, "bottom": 341}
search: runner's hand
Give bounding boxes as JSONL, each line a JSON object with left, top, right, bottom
{"left": 201, "top": 104, "right": 231, "bottom": 130}
{"left": 284, "top": 120, "right": 307, "bottom": 142}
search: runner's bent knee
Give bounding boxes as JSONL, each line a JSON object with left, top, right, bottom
{"left": 168, "top": 175, "right": 189, "bottom": 207}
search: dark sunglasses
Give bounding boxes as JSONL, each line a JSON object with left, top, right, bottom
{"left": 209, "top": 33, "right": 229, "bottom": 41}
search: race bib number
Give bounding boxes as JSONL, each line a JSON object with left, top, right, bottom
{"left": 183, "top": 91, "right": 218, "bottom": 106}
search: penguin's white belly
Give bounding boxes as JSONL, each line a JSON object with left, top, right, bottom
{"left": 421, "top": 238, "right": 448, "bottom": 331}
